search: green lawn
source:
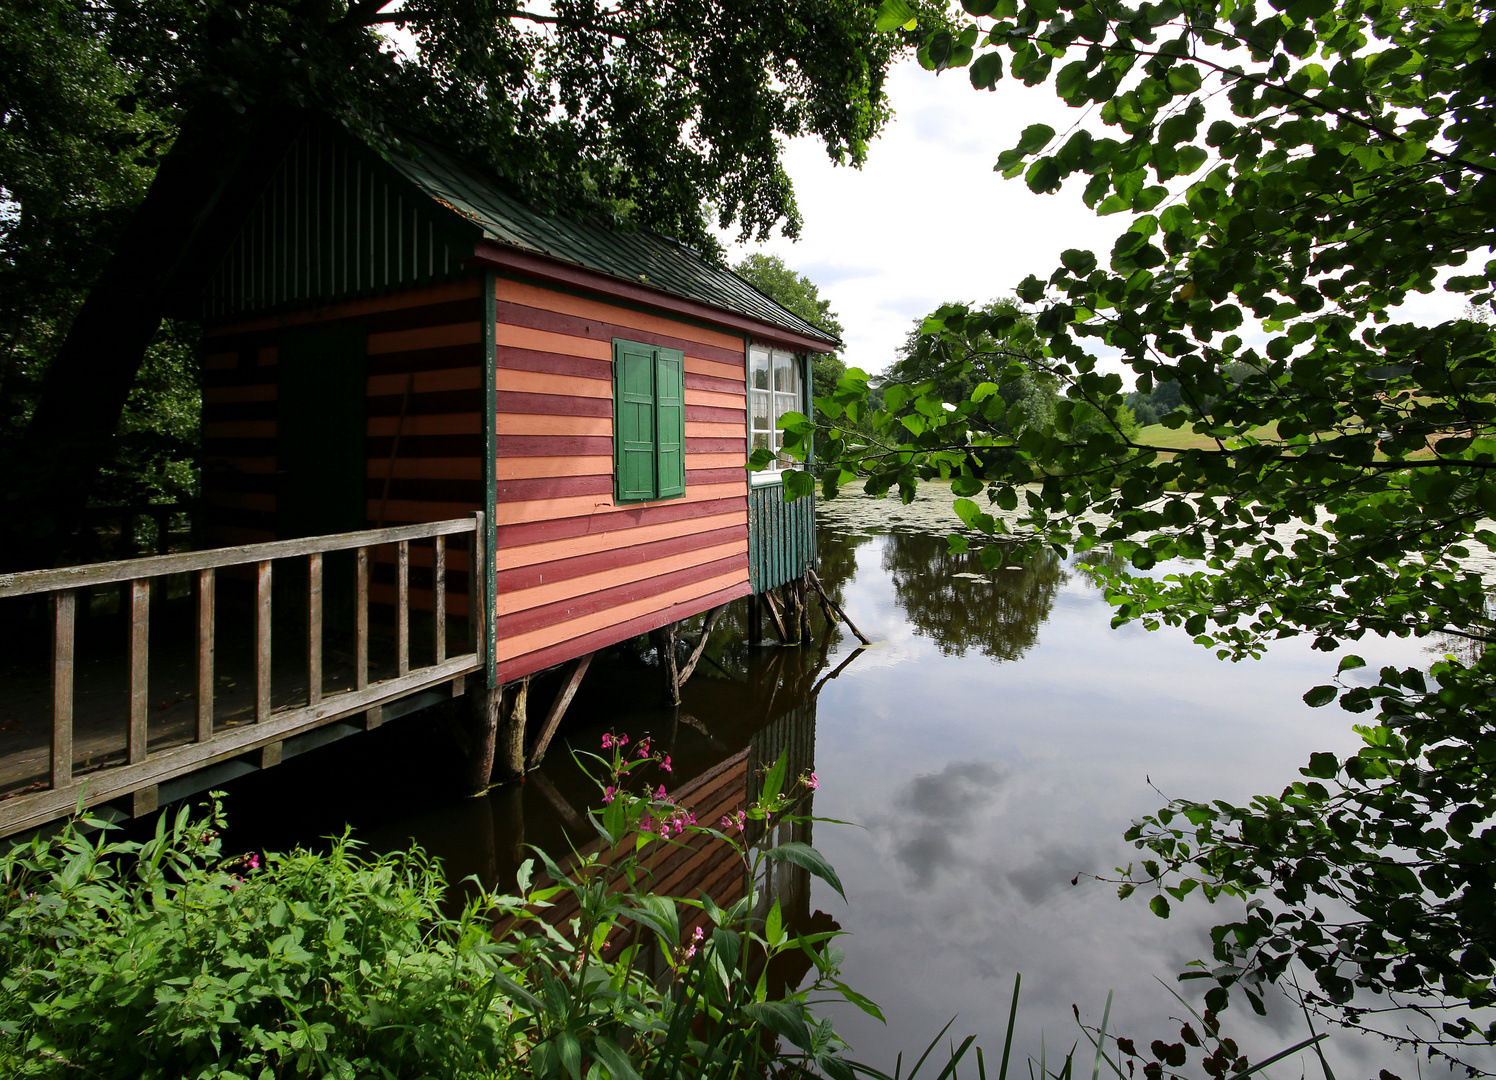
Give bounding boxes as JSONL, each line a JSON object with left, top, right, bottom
{"left": 1133, "top": 421, "right": 1280, "bottom": 451}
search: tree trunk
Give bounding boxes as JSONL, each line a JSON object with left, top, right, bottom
{"left": 2, "top": 104, "right": 292, "bottom": 570}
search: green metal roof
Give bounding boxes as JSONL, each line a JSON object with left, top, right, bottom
{"left": 384, "top": 137, "right": 840, "bottom": 349}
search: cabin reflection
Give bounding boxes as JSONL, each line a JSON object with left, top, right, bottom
{"left": 466, "top": 626, "right": 847, "bottom": 989}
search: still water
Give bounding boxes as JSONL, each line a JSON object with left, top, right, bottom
{"left": 216, "top": 488, "right": 1452, "bottom": 1077}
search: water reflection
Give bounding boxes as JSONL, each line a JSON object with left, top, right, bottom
{"left": 884, "top": 534, "right": 1064, "bottom": 661}
{"left": 196, "top": 487, "right": 1457, "bottom": 1079}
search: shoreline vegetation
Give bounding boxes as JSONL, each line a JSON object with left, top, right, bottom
{"left": 1, "top": 738, "right": 1332, "bottom": 1080}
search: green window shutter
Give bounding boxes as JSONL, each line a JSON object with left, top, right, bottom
{"left": 614, "top": 340, "right": 657, "bottom": 502}
{"left": 654, "top": 348, "right": 686, "bottom": 499}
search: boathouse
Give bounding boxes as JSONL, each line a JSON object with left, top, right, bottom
{"left": 0, "top": 114, "right": 838, "bottom": 837}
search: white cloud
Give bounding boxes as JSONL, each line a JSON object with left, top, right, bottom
{"left": 723, "top": 56, "right": 1475, "bottom": 378}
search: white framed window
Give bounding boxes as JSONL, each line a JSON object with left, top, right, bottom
{"left": 748, "top": 345, "right": 803, "bottom": 482}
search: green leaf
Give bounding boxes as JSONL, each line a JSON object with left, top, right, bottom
{"left": 1015, "top": 123, "right": 1056, "bottom": 155}
{"left": 1303, "top": 685, "right": 1338, "bottom": 708}
{"left": 1150, "top": 895, "right": 1171, "bottom": 918}
{"left": 1337, "top": 654, "right": 1366, "bottom": 674}
{"left": 970, "top": 50, "right": 1004, "bottom": 89}
{"left": 873, "top": 0, "right": 919, "bottom": 31}
{"left": 766, "top": 842, "right": 847, "bottom": 901}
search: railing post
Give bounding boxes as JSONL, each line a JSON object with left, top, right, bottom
{"left": 396, "top": 540, "right": 409, "bottom": 677}
{"left": 434, "top": 535, "right": 446, "bottom": 665}
{"left": 307, "top": 552, "right": 323, "bottom": 706}
{"left": 472, "top": 510, "right": 489, "bottom": 685}
{"left": 196, "top": 568, "right": 215, "bottom": 742}
{"left": 255, "top": 560, "right": 272, "bottom": 723}
{"left": 355, "top": 546, "right": 369, "bottom": 690}
{"left": 129, "top": 579, "right": 149, "bottom": 764}
{"left": 51, "top": 589, "right": 75, "bottom": 789}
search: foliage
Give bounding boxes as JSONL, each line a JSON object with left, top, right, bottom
{"left": 0, "top": 739, "right": 874, "bottom": 1079}
{"left": 733, "top": 252, "right": 850, "bottom": 403}
{"left": 0, "top": 0, "right": 192, "bottom": 516}
{"left": 790, "top": 0, "right": 1496, "bottom": 1060}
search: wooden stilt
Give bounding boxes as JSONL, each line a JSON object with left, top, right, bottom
{"left": 528, "top": 652, "right": 593, "bottom": 768}
{"left": 747, "top": 594, "right": 763, "bottom": 645}
{"left": 463, "top": 682, "right": 502, "bottom": 795}
{"left": 656, "top": 623, "right": 681, "bottom": 705}
{"left": 497, "top": 676, "right": 529, "bottom": 782}
{"left": 762, "top": 588, "right": 790, "bottom": 642}
{"left": 675, "top": 606, "right": 725, "bottom": 692}
{"left": 797, "top": 576, "right": 813, "bottom": 643}
{"left": 807, "top": 568, "right": 871, "bottom": 645}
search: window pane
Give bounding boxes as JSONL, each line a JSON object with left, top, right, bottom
{"left": 773, "top": 351, "right": 795, "bottom": 393}
{"left": 752, "top": 431, "right": 770, "bottom": 454}
{"left": 750, "top": 346, "right": 770, "bottom": 390}
{"left": 751, "top": 390, "right": 770, "bottom": 430}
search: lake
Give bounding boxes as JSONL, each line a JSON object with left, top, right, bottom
{"left": 215, "top": 487, "right": 1461, "bottom": 1078}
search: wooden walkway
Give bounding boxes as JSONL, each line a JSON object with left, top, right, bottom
{"left": 0, "top": 516, "right": 485, "bottom": 838}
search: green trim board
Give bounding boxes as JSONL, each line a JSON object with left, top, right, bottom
{"left": 482, "top": 269, "right": 499, "bottom": 688}
{"left": 612, "top": 338, "right": 686, "bottom": 503}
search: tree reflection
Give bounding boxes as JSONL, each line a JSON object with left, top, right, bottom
{"left": 883, "top": 531, "right": 1065, "bottom": 661}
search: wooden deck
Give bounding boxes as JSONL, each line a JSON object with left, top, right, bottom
{"left": 0, "top": 516, "right": 485, "bottom": 838}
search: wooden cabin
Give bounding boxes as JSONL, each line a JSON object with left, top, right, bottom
{"left": 191, "top": 117, "right": 834, "bottom": 689}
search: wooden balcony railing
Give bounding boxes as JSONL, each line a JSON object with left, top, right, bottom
{"left": 0, "top": 514, "right": 485, "bottom": 837}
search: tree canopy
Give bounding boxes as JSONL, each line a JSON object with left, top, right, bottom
{"left": 0, "top": 0, "right": 924, "bottom": 568}
{"left": 732, "top": 253, "right": 849, "bottom": 402}
{"left": 787, "top": 0, "right": 1496, "bottom": 1062}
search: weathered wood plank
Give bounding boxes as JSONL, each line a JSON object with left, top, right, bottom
{"left": 356, "top": 547, "right": 370, "bottom": 691}
{"left": 255, "top": 561, "right": 271, "bottom": 723}
{"left": 307, "top": 552, "right": 323, "bottom": 706}
{"left": 397, "top": 541, "right": 410, "bottom": 677}
{"left": 675, "top": 605, "right": 725, "bottom": 690}
{"left": 527, "top": 652, "right": 593, "bottom": 768}
{"left": 51, "top": 590, "right": 75, "bottom": 789}
{"left": 434, "top": 535, "right": 447, "bottom": 664}
{"left": 0, "top": 653, "right": 483, "bottom": 837}
{"left": 197, "top": 569, "right": 215, "bottom": 741}
{"left": 0, "top": 518, "right": 478, "bottom": 597}
{"left": 129, "top": 580, "right": 149, "bottom": 764}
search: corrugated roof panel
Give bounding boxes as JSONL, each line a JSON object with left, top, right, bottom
{"left": 383, "top": 138, "right": 840, "bottom": 348}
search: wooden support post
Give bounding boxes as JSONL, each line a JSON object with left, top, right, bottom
{"left": 129, "top": 578, "right": 149, "bottom": 764}
{"left": 497, "top": 676, "right": 529, "bottom": 782}
{"left": 255, "top": 560, "right": 272, "bottom": 723}
{"left": 307, "top": 552, "right": 323, "bottom": 706}
{"left": 528, "top": 652, "right": 593, "bottom": 769}
{"left": 462, "top": 681, "right": 501, "bottom": 795}
{"left": 196, "top": 568, "right": 214, "bottom": 741}
{"left": 655, "top": 624, "right": 681, "bottom": 705}
{"left": 807, "top": 568, "right": 871, "bottom": 645}
{"left": 433, "top": 535, "right": 447, "bottom": 664}
{"left": 675, "top": 606, "right": 725, "bottom": 693}
{"left": 396, "top": 540, "right": 409, "bottom": 677}
{"left": 130, "top": 784, "right": 158, "bottom": 818}
{"left": 747, "top": 594, "right": 763, "bottom": 645}
{"left": 762, "top": 588, "right": 790, "bottom": 643}
{"left": 256, "top": 740, "right": 283, "bottom": 769}
{"left": 51, "top": 589, "right": 75, "bottom": 789}
{"left": 798, "top": 576, "right": 813, "bottom": 643}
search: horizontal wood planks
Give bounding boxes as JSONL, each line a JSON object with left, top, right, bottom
{"left": 490, "top": 277, "right": 751, "bottom": 681}
{"left": 201, "top": 272, "right": 760, "bottom": 681}
{"left": 201, "top": 279, "right": 487, "bottom": 559}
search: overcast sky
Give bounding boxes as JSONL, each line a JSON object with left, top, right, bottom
{"left": 722, "top": 55, "right": 1472, "bottom": 379}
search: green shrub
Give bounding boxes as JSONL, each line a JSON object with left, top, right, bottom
{"left": 0, "top": 740, "right": 868, "bottom": 1079}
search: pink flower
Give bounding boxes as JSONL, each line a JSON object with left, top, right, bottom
{"left": 656, "top": 784, "right": 668, "bottom": 799}
{"left": 720, "top": 810, "right": 746, "bottom": 834}
{"left": 601, "top": 733, "right": 613, "bottom": 749}
{"left": 681, "top": 943, "right": 697, "bottom": 961}
{"left": 640, "top": 815, "right": 653, "bottom": 832}
{"left": 602, "top": 786, "right": 616, "bottom": 804}
{"left": 659, "top": 755, "right": 672, "bottom": 773}
{"left": 247, "top": 853, "right": 260, "bottom": 870}
{"left": 617, "top": 734, "right": 628, "bottom": 747}
{"left": 636, "top": 737, "right": 652, "bottom": 758}
{"left": 692, "top": 926, "right": 704, "bottom": 942}
{"left": 804, "top": 772, "right": 820, "bottom": 791}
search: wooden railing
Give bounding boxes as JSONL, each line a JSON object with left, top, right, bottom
{"left": 0, "top": 515, "right": 485, "bottom": 837}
